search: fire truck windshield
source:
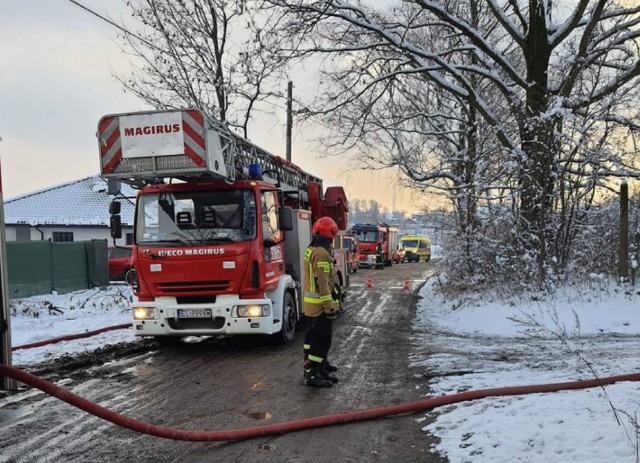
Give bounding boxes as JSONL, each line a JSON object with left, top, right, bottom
{"left": 352, "top": 229, "right": 380, "bottom": 243}
{"left": 136, "top": 189, "right": 257, "bottom": 245}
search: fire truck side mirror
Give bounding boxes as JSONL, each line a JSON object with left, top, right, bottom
{"left": 109, "top": 200, "right": 122, "bottom": 239}
{"left": 278, "top": 206, "right": 293, "bottom": 231}
{"left": 110, "top": 215, "right": 123, "bottom": 239}
{"left": 109, "top": 200, "right": 121, "bottom": 215}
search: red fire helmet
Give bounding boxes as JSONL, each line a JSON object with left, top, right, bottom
{"left": 312, "top": 216, "right": 339, "bottom": 239}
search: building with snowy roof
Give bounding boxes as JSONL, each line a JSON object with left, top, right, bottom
{"left": 3, "top": 175, "right": 135, "bottom": 246}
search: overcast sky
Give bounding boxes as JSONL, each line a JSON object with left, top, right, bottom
{"left": 0, "top": 0, "right": 420, "bottom": 212}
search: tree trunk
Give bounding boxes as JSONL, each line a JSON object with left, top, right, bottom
{"left": 518, "top": 0, "right": 556, "bottom": 279}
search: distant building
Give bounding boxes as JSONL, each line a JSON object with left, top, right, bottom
{"left": 3, "top": 175, "right": 135, "bottom": 246}
{"left": 401, "top": 211, "right": 455, "bottom": 245}
{"left": 382, "top": 211, "right": 405, "bottom": 230}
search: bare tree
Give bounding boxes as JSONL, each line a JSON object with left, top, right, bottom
{"left": 116, "top": 0, "right": 289, "bottom": 137}
{"left": 266, "top": 0, "right": 640, "bottom": 281}
{"left": 347, "top": 198, "right": 385, "bottom": 225}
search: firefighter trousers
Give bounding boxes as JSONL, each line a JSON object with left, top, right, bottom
{"left": 304, "top": 313, "right": 333, "bottom": 364}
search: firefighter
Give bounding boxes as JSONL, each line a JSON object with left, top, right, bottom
{"left": 303, "top": 216, "right": 340, "bottom": 388}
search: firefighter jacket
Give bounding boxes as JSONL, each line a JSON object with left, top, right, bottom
{"left": 303, "top": 245, "right": 338, "bottom": 317}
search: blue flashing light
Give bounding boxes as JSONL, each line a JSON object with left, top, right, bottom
{"left": 248, "top": 163, "right": 263, "bottom": 180}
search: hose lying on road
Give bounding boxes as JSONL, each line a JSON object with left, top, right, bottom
{"left": 11, "top": 324, "right": 132, "bottom": 351}
{"left": 1, "top": 364, "right": 639, "bottom": 442}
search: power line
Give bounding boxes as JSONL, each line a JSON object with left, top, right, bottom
{"left": 63, "top": 0, "right": 333, "bottom": 132}
{"left": 64, "top": 0, "right": 159, "bottom": 50}
{"left": 64, "top": 0, "right": 248, "bottom": 53}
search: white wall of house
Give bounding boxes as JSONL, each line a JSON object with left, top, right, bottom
{"left": 5, "top": 225, "right": 133, "bottom": 246}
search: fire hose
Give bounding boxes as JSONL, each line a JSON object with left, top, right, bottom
{"left": 1, "top": 363, "right": 639, "bottom": 442}
{"left": 11, "top": 323, "right": 132, "bottom": 351}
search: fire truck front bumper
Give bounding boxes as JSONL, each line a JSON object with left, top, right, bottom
{"left": 358, "top": 254, "right": 378, "bottom": 268}
{"left": 131, "top": 295, "right": 277, "bottom": 337}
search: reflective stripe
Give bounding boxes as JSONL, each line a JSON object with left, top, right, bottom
{"left": 304, "top": 290, "right": 323, "bottom": 304}
{"left": 317, "top": 262, "right": 332, "bottom": 273}
{"left": 305, "top": 249, "right": 316, "bottom": 292}
{"left": 308, "top": 354, "right": 324, "bottom": 363}
{"left": 304, "top": 344, "right": 310, "bottom": 350}
{"left": 305, "top": 291, "right": 333, "bottom": 304}
{"left": 304, "top": 247, "right": 333, "bottom": 299}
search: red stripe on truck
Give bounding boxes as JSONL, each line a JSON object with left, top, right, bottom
{"left": 186, "top": 109, "right": 204, "bottom": 126}
{"left": 184, "top": 143, "right": 206, "bottom": 167}
{"left": 98, "top": 117, "right": 115, "bottom": 138}
{"left": 100, "top": 126, "right": 120, "bottom": 156}
{"left": 182, "top": 119, "right": 205, "bottom": 151}
{"left": 102, "top": 147, "right": 122, "bottom": 174}
{"left": 182, "top": 110, "right": 206, "bottom": 166}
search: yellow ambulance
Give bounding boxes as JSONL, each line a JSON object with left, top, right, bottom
{"left": 400, "top": 235, "right": 431, "bottom": 262}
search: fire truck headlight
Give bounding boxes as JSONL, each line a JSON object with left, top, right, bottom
{"left": 133, "top": 307, "right": 158, "bottom": 320}
{"left": 236, "top": 304, "right": 271, "bottom": 318}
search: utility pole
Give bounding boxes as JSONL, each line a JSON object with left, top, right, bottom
{"left": 286, "top": 81, "right": 293, "bottom": 163}
{"left": 619, "top": 180, "right": 629, "bottom": 281}
{"left": 0, "top": 138, "right": 16, "bottom": 390}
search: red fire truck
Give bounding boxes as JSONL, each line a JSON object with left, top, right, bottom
{"left": 98, "top": 108, "right": 348, "bottom": 344}
{"left": 349, "top": 223, "right": 398, "bottom": 269}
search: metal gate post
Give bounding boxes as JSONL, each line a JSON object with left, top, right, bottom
{"left": 0, "top": 144, "right": 17, "bottom": 390}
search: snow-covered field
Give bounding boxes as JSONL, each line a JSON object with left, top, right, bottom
{"left": 412, "top": 277, "right": 640, "bottom": 462}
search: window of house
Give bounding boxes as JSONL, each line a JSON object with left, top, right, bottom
{"left": 52, "top": 232, "right": 74, "bottom": 243}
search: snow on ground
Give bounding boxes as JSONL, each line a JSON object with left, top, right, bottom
{"left": 9, "top": 284, "right": 136, "bottom": 366}
{"left": 5, "top": 270, "right": 640, "bottom": 462}
{"left": 412, "top": 276, "right": 640, "bottom": 462}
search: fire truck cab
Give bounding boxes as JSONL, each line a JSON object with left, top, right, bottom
{"left": 349, "top": 223, "right": 398, "bottom": 269}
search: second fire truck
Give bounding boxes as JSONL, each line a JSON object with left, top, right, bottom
{"left": 349, "top": 223, "right": 398, "bottom": 269}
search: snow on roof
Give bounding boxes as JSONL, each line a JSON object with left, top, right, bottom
{"left": 3, "top": 175, "right": 136, "bottom": 227}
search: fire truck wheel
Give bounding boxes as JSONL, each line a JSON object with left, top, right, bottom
{"left": 277, "top": 291, "right": 297, "bottom": 345}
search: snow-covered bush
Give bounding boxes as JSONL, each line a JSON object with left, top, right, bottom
{"left": 437, "top": 195, "right": 639, "bottom": 295}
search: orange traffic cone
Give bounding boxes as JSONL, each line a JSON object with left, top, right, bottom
{"left": 403, "top": 276, "right": 410, "bottom": 291}
{"left": 367, "top": 276, "right": 373, "bottom": 289}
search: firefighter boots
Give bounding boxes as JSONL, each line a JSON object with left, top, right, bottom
{"left": 323, "top": 359, "right": 338, "bottom": 372}
{"left": 319, "top": 363, "right": 339, "bottom": 383}
{"left": 304, "top": 361, "right": 333, "bottom": 388}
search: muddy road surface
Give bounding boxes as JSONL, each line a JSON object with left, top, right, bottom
{"left": 0, "top": 261, "right": 446, "bottom": 463}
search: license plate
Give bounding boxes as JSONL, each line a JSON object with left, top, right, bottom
{"left": 176, "top": 308, "right": 212, "bottom": 318}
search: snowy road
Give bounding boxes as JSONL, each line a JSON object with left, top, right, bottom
{"left": 0, "top": 262, "right": 445, "bottom": 463}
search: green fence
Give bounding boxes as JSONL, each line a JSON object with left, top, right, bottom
{"left": 6, "top": 240, "right": 109, "bottom": 298}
